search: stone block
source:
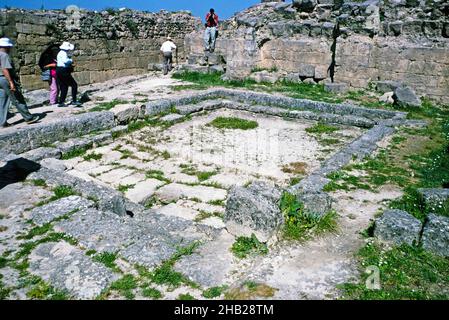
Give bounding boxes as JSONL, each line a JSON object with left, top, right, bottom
{"left": 324, "top": 82, "right": 349, "bottom": 94}
{"left": 421, "top": 214, "right": 449, "bottom": 257}
{"left": 374, "top": 209, "right": 422, "bottom": 246}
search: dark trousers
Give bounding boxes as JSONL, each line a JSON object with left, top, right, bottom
{"left": 56, "top": 67, "right": 78, "bottom": 104}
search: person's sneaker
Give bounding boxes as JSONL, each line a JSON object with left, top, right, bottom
{"left": 1, "top": 122, "right": 10, "bottom": 128}
{"left": 58, "top": 103, "right": 67, "bottom": 108}
{"left": 70, "top": 101, "right": 82, "bottom": 107}
{"left": 26, "top": 116, "right": 40, "bottom": 124}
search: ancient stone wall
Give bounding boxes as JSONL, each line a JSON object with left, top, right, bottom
{"left": 185, "top": 0, "right": 449, "bottom": 103}
{"left": 0, "top": 7, "right": 201, "bottom": 90}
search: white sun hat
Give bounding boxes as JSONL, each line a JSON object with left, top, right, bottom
{"left": 59, "top": 41, "right": 75, "bottom": 51}
{"left": 0, "top": 38, "right": 14, "bottom": 47}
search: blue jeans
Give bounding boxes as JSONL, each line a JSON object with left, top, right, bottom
{"left": 0, "top": 77, "right": 34, "bottom": 126}
{"left": 204, "top": 27, "right": 217, "bottom": 51}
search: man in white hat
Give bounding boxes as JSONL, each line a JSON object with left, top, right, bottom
{"left": 56, "top": 41, "right": 81, "bottom": 107}
{"left": 160, "top": 36, "right": 176, "bottom": 75}
{"left": 0, "top": 37, "right": 39, "bottom": 127}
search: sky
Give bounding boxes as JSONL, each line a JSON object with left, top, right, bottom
{"left": 3, "top": 0, "right": 264, "bottom": 19}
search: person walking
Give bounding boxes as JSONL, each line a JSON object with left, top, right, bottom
{"left": 56, "top": 41, "right": 81, "bottom": 107}
{"left": 160, "top": 36, "right": 177, "bottom": 75}
{"left": 0, "top": 38, "right": 39, "bottom": 128}
{"left": 204, "top": 8, "right": 218, "bottom": 53}
{"left": 38, "top": 44, "right": 60, "bottom": 105}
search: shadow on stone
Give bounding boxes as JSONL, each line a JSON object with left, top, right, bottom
{"left": 0, "top": 157, "right": 41, "bottom": 190}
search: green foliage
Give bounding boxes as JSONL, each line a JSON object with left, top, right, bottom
{"left": 26, "top": 279, "right": 69, "bottom": 300}
{"left": 202, "top": 285, "right": 228, "bottom": 299}
{"left": 145, "top": 170, "right": 170, "bottom": 182}
{"left": 117, "top": 184, "right": 135, "bottom": 193}
{"left": 110, "top": 275, "right": 137, "bottom": 299}
{"left": 31, "top": 179, "right": 47, "bottom": 187}
{"left": 125, "top": 19, "right": 139, "bottom": 37}
{"left": 141, "top": 287, "right": 162, "bottom": 299}
{"left": 150, "top": 242, "right": 200, "bottom": 288}
{"left": 305, "top": 123, "right": 339, "bottom": 135}
{"left": 90, "top": 99, "right": 128, "bottom": 112}
{"left": 177, "top": 293, "right": 196, "bottom": 300}
{"left": 83, "top": 152, "right": 103, "bottom": 161}
{"left": 180, "top": 164, "right": 218, "bottom": 182}
{"left": 340, "top": 242, "right": 449, "bottom": 300}
{"left": 93, "top": 252, "right": 120, "bottom": 272}
{"left": 230, "top": 234, "right": 268, "bottom": 259}
{"left": 209, "top": 117, "right": 258, "bottom": 130}
{"left": 19, "top": 223, "right": 52, "bottom": 240}
{"left": 51, "top": 185, "right": 76, "bottom": 201}
{"left": 61, "top": 147, "right": 88, "bottom": 160}
{"left": 280, "top": 192, "right": 338, "bottom": 240}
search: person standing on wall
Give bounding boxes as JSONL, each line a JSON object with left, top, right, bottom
{"left": 160, "top": 36, "right": 177, "bottom": 75}
{"left": 56, "top": 41, "right": 81, "bottom": 107}
{"left": 38, "top": 44, "right": 60, "bottom": 106}
{"left": 204, "top": 8, "right": 218, "bottom": 53}
{"left": 0, "top": 38, "right": 39, "bottom": 128}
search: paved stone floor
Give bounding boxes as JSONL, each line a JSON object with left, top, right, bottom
{"left": 0, "top": 74, "right": 401, "bottom": 300}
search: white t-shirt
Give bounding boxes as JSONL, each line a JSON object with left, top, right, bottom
{"left": 160, "top": 41, "right": 176, "bottom": 53}
{"left": 57, "top": 50, "right": 73, "bottom": 67}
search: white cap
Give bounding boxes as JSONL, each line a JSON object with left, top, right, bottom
{"left": 60, "top": 41, "right": 75, "bottom": 51}
{"left": 0, "top": 38, "right": 14, "bottom": 47}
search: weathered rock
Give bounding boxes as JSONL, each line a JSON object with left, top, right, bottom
{"left": 298, "top": 64, "right": 315, "bottom": 78}
{"left": 324, "top": 82, "right": 349, "bottom": 94}
{"left": 224, "top": 181, "right": 283, "bottom": 241}
{"left": 379, "top": 92, "right": 394, "bottom": 104}
{"left": 111, "top": 104, "right": 142, "bottom": 124}
{"left": 29, "top": 241, "right": 118, "bottom": 299}
{"left": 393, "top": 86, "right": 421, "bottom": 108}
{"left": 155, "top": 183, "right": 227, "bottom": 203}
{"left": 30, "top": 195, "right": 95, "bottom": 225}
{"left": 297, "top": 191, "right": 333, "bottom": 216}
{"left": 250, "top": 71, "right": 279, "bottom": 84}
{"left": 20, "top": 147, "right": 62, "bottom": 162}
{"left": 421, "top": 214, "right": 449, "bottom": 257}
{"left": 374, "top": 209, "right": 421, "bottom": 246}
{"left": 40, "top": 158, "right": 67, "bottom": 171}
{"left": 159, "top": 113, "right": 184, "bottom": 123}
{"left": 375, "top": 80, "right": 401, "bottom": 93}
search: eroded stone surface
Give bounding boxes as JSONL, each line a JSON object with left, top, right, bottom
{"left": 29, "top": 241, "right": 118, "bottom": 299}
{"left": 374, "top": 209, "right": 421, "bottom": 246}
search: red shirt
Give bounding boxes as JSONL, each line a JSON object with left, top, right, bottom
{"left": 205, "top": 13, "right": 218, "bottom": 27}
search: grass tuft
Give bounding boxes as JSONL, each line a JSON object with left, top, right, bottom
{"left": 230, "top": 234, "right": 268, "bottom": 259}
{"left": 209, "top": 117, "right": 258, "bottom": 130}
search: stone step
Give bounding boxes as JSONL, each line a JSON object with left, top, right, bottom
{"left": 154, "top": 183, "right": 227, "bottom": 203}
{"left": 178, "top": 64, "right": 225, "bottom": 74}
{"left": 175, "top": 99, "right": 227, "bottom": 115}
{"left": 188, "top": 53, "right": 225, "bottom": 66}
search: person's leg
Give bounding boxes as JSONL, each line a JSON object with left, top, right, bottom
{"left": 163, "top": 53, "right": 169, "bottom": 75}
{"left": 57, "top": 71, "right": 69, "bottom": 105}
{"left": 10, "top": 86, "right": 35, "bottom": 121}
{"left": 49, "top": 76, "right": 58, "bottom": 104}
{"left": 210, "top": 27, "right": 217, "bottom": 51}
{"left": 166, "top": 52, "right": 173, "bottom": 71}
{"left": 0, "top": 87, "right": 9, "bottom": 127}
{"left": 67, "top": 74, "right": 78, "bottom": 102}
{"left": 204, "top": 27, "right": 211, "bottom": 51}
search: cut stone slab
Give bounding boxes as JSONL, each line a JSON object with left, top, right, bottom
{"left": 97, "top": 168, "right": 135, "bottom": 186}
{"left": 199, "top": 217, "right": 226, "bottom": 229}
{"left": 155, "top": 183, "right": 227, "bottom": 203}
{"left": 125, "top": 179, "right": 165, "bottom": 204}
{"left": 174, "top": 230, "right": 235, "bottom": 287}
{"left": 118, "top": 172, "right": 146, "bottom": 186}
{"left": 393, "top": 86, "right": 421, "bottom": 108}
{"left": 375, "top": 80, "right": 401, "bottom": 93}
{"left": 40, "top": 158, "right": 67, "bottom": 171}
{"left": 86, "top": 165, "right": 115, "bottom": 176}
{"left": 324, "top": 82, "right": 349, "bottom": 94}
{"left": 155, "top": 203, "right": 199, "bottom": 220}
{"left": 111, "top": 104, "right": 141, "bottom": 124}
{"left": 28, "top": 241, "right": 118, "bottom": 299}
{"left": 30, "top": 195, "right": 95, "bottom": 225}
{"left": 66, "top": 169, "right": 111, "bottom": 188}
{"left": 297, "top": 191, "right": 333, "bottom": 216}
{"left": 224, "top": 181, "right": 282, "bottom": 242}
{"left": 418, "top": 188, "right": 449, "bottom": 216}
{"left": 421, "top": 214, "right": 449, "bottom": 257}
{"left": 160, "top": 114, "right": 184, "bottom": 123}
{"left": 20, "top": 147, "right": 62, "bottom": 162}
{"left": 374, "top": 209, "right": 422, "bottom": 246}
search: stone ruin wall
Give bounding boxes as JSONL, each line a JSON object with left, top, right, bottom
{"left": 0, "top": 7, "right": 201, "bottom": 90}
{"left": 185, "top": 0, "right": 449, "bottom": 103}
